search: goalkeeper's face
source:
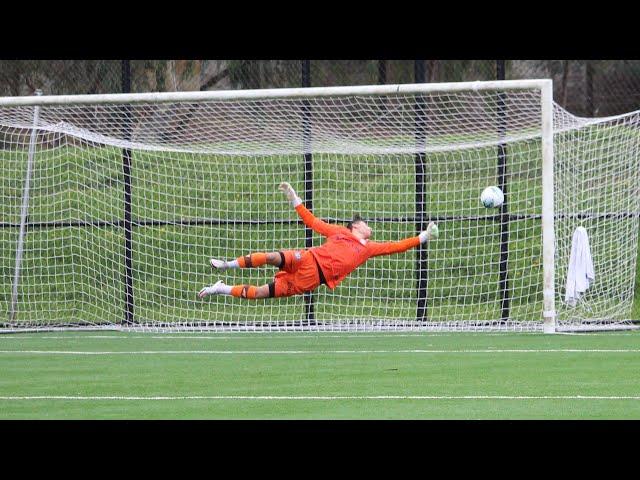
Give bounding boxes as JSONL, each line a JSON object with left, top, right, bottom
{"left": 352, "top": 220, "right": 372, "bottom": 240}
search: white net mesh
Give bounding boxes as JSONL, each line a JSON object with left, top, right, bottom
{"left": 1, "top": 84, "right": 638, "bottom": 332}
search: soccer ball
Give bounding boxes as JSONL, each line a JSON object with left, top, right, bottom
{"left": 480, "top": 186, "right": 504, "bottom": 208}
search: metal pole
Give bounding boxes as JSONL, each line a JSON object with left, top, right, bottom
{"left": 378, "top": 60, "right": 388, "bottom": 114}
{"left": 496, "top": 60, "right": 510, "bottom": 322}
{"left": 0, "top": 80, "right": 560, "bottom": 107}
{"left": 378, "top": 60, "right": 387, "bottom": 85}
{"left": 585, "top": 61, "right": 594, "bottom": 117}
{"left": 121, "top": 60, "right": 135, "bottom": 325}
{"left": 414, "top": 60, "right": 428, "bottom": 321}
{"left": 541, "top": 80, "right": 556, "bottom": 333}
{"left": 9, "top": 89, "right": 42, "bottom": 322}
{"left": 302, "top": 60, "right": 315, "bottom": 325}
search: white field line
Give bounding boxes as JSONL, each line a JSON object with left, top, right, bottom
{"left": 0, "top": 395, "right": 639, "bottom": 401}
{"left": 1, "top": 349, "right": 640, "bottom": 355}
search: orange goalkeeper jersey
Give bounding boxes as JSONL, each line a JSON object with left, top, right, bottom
{"left": 295, "top": 204, "right": 420, "bottom": 289}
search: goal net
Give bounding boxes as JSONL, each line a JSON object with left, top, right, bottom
{"left": 1, "top": 80, "right": 638, "bottom": 332}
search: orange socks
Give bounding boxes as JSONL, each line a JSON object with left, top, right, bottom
{"left": 225, "top": 253, "right": 270, "bottom": 300}
{"left": 223, "top": 253, "right": 270, "bottom": 299}
{"left": 230, "top": 285, "right": 259, "bottom": 299}
{"left": 237, "top": 253, "right": 267, "bottom": 268}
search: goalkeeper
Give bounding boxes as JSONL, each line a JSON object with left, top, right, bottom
{"left": 198, "top": 182, "right": 438, "bottom": 300}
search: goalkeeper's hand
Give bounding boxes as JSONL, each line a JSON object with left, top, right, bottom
{"left": 419, "top": 222, "right": 438, "bottom": 244}
{"left": 279, "top": 182, "right": 302, "bottom": 207}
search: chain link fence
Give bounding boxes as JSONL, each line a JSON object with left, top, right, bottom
{"left": 1, "top": 60, "right": 639, "bottom": 117}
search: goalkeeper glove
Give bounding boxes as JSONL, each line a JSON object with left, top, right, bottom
{"left": 279, "top": 182, "right": 302, "bottom": 207}
{"left": 419, "top": 222, "right": 438, "bottom": 244}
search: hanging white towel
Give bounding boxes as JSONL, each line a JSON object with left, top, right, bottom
{"left": 564, "top": 226, "right": 595, "bottom": 306}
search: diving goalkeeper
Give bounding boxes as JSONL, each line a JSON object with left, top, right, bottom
{"left": 198, "top": 182, "right": 438, "bottom": 300}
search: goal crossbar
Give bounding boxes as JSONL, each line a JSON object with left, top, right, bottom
{"left": 0, "top": 80, "right": 553, "bottom": 107}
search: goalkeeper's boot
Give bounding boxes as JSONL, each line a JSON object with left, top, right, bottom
{"left": 426, "top": 221, "right": 439, "bottom": 240}
{"left": 210, "top": 258, "right": 228, "bottom": 270}
{"left": 198, "top": 280, "right": 225, "bottom": 299}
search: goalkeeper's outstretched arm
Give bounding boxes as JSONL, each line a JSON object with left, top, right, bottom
{"left": 366, "top": 222, "right": 438, "bottom": 257}
{"left": 279, "top": 182, "right": 347, "bottom": 237}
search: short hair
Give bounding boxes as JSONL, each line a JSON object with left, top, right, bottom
{"left": 346, "top": 214, "right": 364, "bottom": 231}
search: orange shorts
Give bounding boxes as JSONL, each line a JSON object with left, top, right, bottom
{"left": 273, "top": 249, "right": 321, "bottom": 297}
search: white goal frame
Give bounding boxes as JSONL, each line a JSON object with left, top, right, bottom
{"left": 1, "top": 78, "right": 605, "bottom": 334}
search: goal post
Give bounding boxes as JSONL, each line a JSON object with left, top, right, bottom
{"left": 1, "top": 79, "right": 638, "bottom": 333}
{"left": 9, "top": 91, "right": 42, "bottom": 323}
{"left": 540, "top": 80, "right": 556, "bottom": 333}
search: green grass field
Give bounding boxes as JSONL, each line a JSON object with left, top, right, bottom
{"left": 1, "top": 330, "right": 639, "bottom": 419}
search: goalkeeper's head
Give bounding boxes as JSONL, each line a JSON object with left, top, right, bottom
{"left": 347, "top": 214, "right": 372, "bottom": 240}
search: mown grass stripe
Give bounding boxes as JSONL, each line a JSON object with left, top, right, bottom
{"left": 1, "top": 349, "right": 640, "bottom": 355}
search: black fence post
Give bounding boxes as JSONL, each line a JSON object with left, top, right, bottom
{"left": 414, "top": 60, "right": 428, "bottom": 322}
{"left": 586, "top": 61, "right": 595, "bottom": 117}
{"left": 302, "top": 60, "right": 315, "bottom": 325}
{"left": 121, "top": 60, "right": 135, "bottom": 325}
{"left": 378, "top": 60, "right": 387, "bottom": 85}
{"left": 496, "top": 60, "right": 510, "bottom": 322}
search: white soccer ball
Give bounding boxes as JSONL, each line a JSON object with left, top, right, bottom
{"left": 480, "top": 186, "right": 504, "bottom": 208}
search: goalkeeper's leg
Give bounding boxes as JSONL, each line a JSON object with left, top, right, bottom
{"left": 210, "top": 252, "right": 285, "bottom": 270}
{"left": 198, "top": 278, "right": 318, "bottom": 300}
{"left": 198, "top": 281, "right": 273, "bottom": 299}
{"left": 199, "top": 251, "right": 321, "bottom": 300}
